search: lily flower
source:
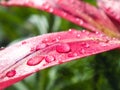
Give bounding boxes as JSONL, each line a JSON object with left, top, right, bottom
{"left": 0, "top": 0, "right": 120, "bottom": 89}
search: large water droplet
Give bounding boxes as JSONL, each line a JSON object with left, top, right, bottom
{"left": 27, "top": 56, "right": 44, "bottom": 66}
{"left": 6, "top": 70, "right": 16, "bottom": 77}
{"left": 45, "top": 55, "right": 55, "bottom": 63}
{"left": 56, "top": 43, "right": 71, "bottom": 53}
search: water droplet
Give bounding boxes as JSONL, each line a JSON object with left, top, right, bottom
{"left": 0, "top": 47, "right": 5, "bottom": 50}
{"left": 95, "top": 31, "right": 99, "bottom": 34}
{"left": 63, "top": 12, "right": 67, "bottom": 17}
{"left": 58, "top": 60, "right": 63, "bottom": 64}
{"left": 82, "top": 30, "right": 86, "bottom": 32}
{"left": 22, "top": 41, "right": 27, "bottom": 45}
{"left": 81, "top": 42, "right": 90, "bottom": 48}
{"left": 30, "top": 47, "right": 35, "bottom": 52}
{"left": 44, "top": 4, "right": 50, "bottom": 10}
{"left": 36, "top": 43, "right": 47, "bottom": 51}
{"left": 76, "top": 18, "right": 83, "bottom": 25}
{"left": 6, "top": 70, "right": 16, "bottom": 77}
{"left": 68, "top": 29, "right": 77, "bottom": 34}
{"left": 68, "top": 29, "right": 72, "bottom": 32}
{"left": 85, "top": 43, "right": 90, "bottom": 48}
{"left": 27, "top": 56, "right": 44, "bottom": 66}
{"left": 42, "top": 38, "right": 49, "bottom": 43}
{"left": 99, "top": 42, "right": 107, "bottom": 47}
{"left": 49, "top": 8, "right": 54, "bottom": 13}
{"left": 77, "top": 34, "right": 81, "bottom": 38}
{"left": 52, "top": 37, "right": 60, "bottom": 42}
{"left": 79, "top": 49, "right": 85, "bottom": 54}
{"left": 56, "top": 43, "right": 71, "bottom": 53}
{"left": 45, "top": 55, "right": 55, "bottom": 63}
{"left": 68, "top": 52, "right": 78, "bottom": 57}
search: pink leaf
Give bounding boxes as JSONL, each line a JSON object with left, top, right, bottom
{"left": 1, "top": 0, "right": 120, "bottom": 38}
{"left": 0, "top": 29, "right": 120, "bottom": 89}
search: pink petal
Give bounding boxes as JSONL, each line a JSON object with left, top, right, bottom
{"left": 1, "top": 0, "right": 120, "bottom": 38}
{"left": 97, "top": 0, "right": 120, "bottom": 24}
{"left": 0, "top": 29, "right": 120, "bottom": 89}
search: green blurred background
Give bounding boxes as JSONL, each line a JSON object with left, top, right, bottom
{"left": 1, "top": 0, "right": 120, "bottom": 90}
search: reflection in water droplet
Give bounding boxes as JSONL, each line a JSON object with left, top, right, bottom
{"left": 56, "top": 43, "right": 71, "bottom": 53}
{"left": 45, "top": 55, "right": 55, "bottom": 63}
{"left": 6, "top": 70, "right": 16, "bottom": 77}
{"left": 27, "top": 56, "right": 44, "bottom": 66}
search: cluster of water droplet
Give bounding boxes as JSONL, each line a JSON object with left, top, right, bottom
{"left": 5, "top": 30, "right": 114, "bottom": 78}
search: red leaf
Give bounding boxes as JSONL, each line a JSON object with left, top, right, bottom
{"left": 0, "top": 29, "right": 120, "bottom": 89}
{"left": 1, "top": 0, "right": 120, "bottom": 38}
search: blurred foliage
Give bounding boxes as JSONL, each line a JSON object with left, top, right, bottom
{"left": 0, "top": 0, "right": 120, "bottom": 90}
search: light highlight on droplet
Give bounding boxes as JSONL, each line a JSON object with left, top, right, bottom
{"left": 6, "top": 70, "right": 16, "bottom": 78}
{"left": 45, "top": 55, "right": 55, "bottom": 63}
{"left": 27, "top": 56, "right": 44, "bottom": 66}
{"left": 56, "top": 43, "right": 71, "bottom": 53}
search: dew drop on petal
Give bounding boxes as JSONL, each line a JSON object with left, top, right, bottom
{"left": 85, "top": 43, "right": 90, "bottom": 48}
{"left": 68, "top": 52, "right": 78, "bottom": 57}
{"left": 49, "top": 8, "right": 54, "bottom": 13}
{"left": 45, "top": 55, "right": 55, "bottom": 63}
{"left": 27, "top": 56, "right": 44, "bottom": 66}
{"left": 99, "top": 42, "right": 107, "bottom": 47}
{"left": 68, "top": 29, "right": 77, "bottom": 34}
{"left": 6, "top": 70, "right": 16, "bottom": 77}
{"left": 56, "top": 43, "right": 71, "bottom": 53}
{"left": 42, "top": 38, "right": 49, "bottom": 43}
{"left": 81, "top": 42, "right": 90, "bottom": 48}
{"left": 22, "top": 41, "right": 27, "bottom": 45}
{"left": 79, "top": 49, "right": 85, "bottom": 54}
{"left": 95, "top": 31, "right": 99, "bottom": 34}
{"left": 0, "top": 47, "right": 5, "bottom": 50}
{"left": 36, "top": 43, "right": 47, "bottom": 51}
{"left": 77, "top": 34, "right": 81, "bottom": 38}
{"left": 30, "top": 47, "right": 35, "bottom": 52}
